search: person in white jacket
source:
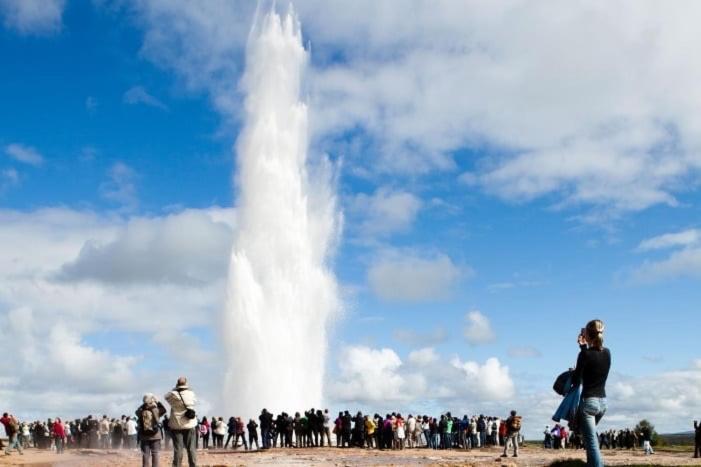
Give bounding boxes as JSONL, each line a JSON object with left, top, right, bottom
{"left": 164, "top": 377, "right": 198, "bottom": 467}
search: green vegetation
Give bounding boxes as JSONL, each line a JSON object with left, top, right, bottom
{"left": 635, "top": 419, "right": 660, "bottom": 446}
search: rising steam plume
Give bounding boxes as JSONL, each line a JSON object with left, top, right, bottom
{"left": 222, "top": 8, "right": 340, "bottom": 417}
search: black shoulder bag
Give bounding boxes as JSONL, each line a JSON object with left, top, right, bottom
{"left": 177, "top": 390, "right": 197, "bottom": 420}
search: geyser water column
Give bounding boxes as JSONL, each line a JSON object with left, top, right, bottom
{"left": 222, "top": 9, "right": 340, "bottom": 417}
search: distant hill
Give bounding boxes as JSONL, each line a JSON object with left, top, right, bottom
{"left": 659, "top": 431, "right": 695, "bottom": 446}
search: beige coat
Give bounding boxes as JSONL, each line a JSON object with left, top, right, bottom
{"left": 164, "top": 386, "right": 198, "bottom": 430}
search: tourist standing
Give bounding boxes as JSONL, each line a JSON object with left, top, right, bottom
{"left": 136, "top": 393, "right": 167, "bottom": 467}
{"left": 501, "top": 410, "right": 521, "bottom": 458}
{"left": 126, "top": 416, "right": 138, "bottom": 448}
{"left": 165, "top": 377, "right": 198, "bottom": 467}
{"left": 571, "top": 320, "right": 611, "bottom": 467}
{"left": 234, "top": 417, "right": 248, "bottom": 450}
{"left": 99, "top": 415, "right": 111, "bottom": 448}
{"left": 247, "top": 419, "right": 259, "bottom": 450}
{"left": 52, "top": 418, "right": 66, "bottom": 454}
{"left": 199, "top": 417, "right": 210, "bottom": 449}
{"left": 694, "top": 420, "right": 701, "bottom": 458}
{"left": 322, "top": 409, "right": 332, "bottom": 447}
{"left": 1, "top": 413, "right": 23, "bottom": 455}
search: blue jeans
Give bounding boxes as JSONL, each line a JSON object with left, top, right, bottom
{"left": 5, "top": 433, "right": 23, "bottom": 454}
{"left": 581, "top": 397, "right": 607, "bottom": 467}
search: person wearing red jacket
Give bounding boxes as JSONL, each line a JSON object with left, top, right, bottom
{"left": 53, "top": 418, "right": 67, "bottom": 454}
{"left": 1, "top": 413, "right": 23, "bottom": 455}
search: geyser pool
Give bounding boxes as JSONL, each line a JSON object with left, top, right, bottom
{"left": 222, "top": 9, "right": 340, "bottom": 417}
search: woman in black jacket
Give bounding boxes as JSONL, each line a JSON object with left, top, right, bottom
{"left": 572, "top": 319, "right": 610, "bottom": 467}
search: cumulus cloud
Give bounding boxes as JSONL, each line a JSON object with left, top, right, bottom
{"left": 0, "top": 0, "right": 65, "bottom": 35}
{"left": 5, "top": 143, "right": 44, "bottom": 166}
{"left": 407, "top": 347, "right": 439, "bottom": 366}
{"left": 56, "top": 209, "right": 234, "bottom": 285}
{"left": 329, "top": 345, "right": 514, "bottom": 406}
{"left": 332, "top": 346, "right": 407, "bottom": 403}
{"left": 117, "top": 1, "right": 701, "bottom": 215}
{"left": 349, "top": 187, "right": 422, "bottom": 238}
{"left": 123, "top": 85, "right": 168, "bottom": 110}
{"left": 367, "top": 250, "right": 464, "bottom": 302}
{"left": 604, "top": 363, "right": 701, "bottom": 433}
{"left": 100, "top": 162, "right": 139, "bottom": 210}
{"left": 631, "top": 228, "right": 701, "bottom": 283}
{"left": 463, "top": 310, "right": 496, "bottom": 346}
{"left": 0, "top": 207, "right": 233, "bottom": 418}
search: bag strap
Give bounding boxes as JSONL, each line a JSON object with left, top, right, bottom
{"left": 176, "top": 389, "right": 192, "bottom": 411}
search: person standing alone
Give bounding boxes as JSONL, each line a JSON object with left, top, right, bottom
{"left": 165, "top": 377, "right": 198, "bottom": 467}
{"left": 501, "top": 411, "right": 521, "bottom": 458}
{"left": 572, "top": 320, "right": 611, "bottom": 467}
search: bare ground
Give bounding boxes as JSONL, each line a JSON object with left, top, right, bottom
{"left": 1, "top": 446, "right": 699, "bottom": 467}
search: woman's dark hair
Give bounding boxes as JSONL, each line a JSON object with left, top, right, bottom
{"left": 585, "top": 319, "right": 605, "bottom": 350}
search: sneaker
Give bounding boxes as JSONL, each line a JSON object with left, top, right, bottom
{"left": 500, "top": 454, "right": 507, "bottom": 457}
{"left": 513, "top": 454, "right": 518, "bottom": 457}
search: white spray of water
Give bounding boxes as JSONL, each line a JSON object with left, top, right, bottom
{"left": 222, "top": 9, "right": 340, "bottom": 417}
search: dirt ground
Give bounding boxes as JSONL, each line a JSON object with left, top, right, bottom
{"left": 0, "top": 446, "right": 699, "bottom": 467}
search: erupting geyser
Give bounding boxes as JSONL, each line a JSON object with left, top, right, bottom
{"left": 222, "top": 9, "right": 340, "bottom": 416}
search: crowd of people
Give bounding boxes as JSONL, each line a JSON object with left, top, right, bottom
{"left": 543, "top": 424, "right": 656, "bottom": 453}
{"left": 1, "top": 377, "right": 524, "bottom": 466}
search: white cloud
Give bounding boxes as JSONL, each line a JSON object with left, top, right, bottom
{"left": 329, "top": 345, "right": 514, "bottom": 406}
{"left": 450, "top": 356, "right": 515, "bottom": 401}
{"left": 637, "top": 229, "right": 700, "bottom": 252}
{"left": 56, "top": 209, "right": 234, "bottom": 285}
{"left": 367, "top": 250, "right": 464, "bottom": 302}
{"left": 463, "top": 310, "right": 496, "bottom": 346}
{"left": 603, "top": 364, "right": 701, "bottom": 433}
{"left": 349, "top": 187, "right": 422, "bottom": 238}
{"left": 631, "top": 248, "right": 701, "bottom": 283}
{"left": 332, "top": 346, "right": 407, "bottom": 403}
{"left": 613, "top": 382, "right": 636, "bottom": 400}
{"left": 100, "top": 162, "right": 139, "bottom": 210}
{"left": 123, "top": 85, "right": 168, "bottom": 110}
{"left": 1, "top": 168, "right": 19, "bottom": 192}
{"left": 407, "top": 347, "right": 439, "bottom": 366}
{"left": 117, "top": 1, "right": 701, "bottom": 214}
{"left": 507, "top": 346, "right": 542, "bottom": 359}
{"left": 5, "top": 143, "right": 44, "bottom": 166}
{"left": 0, "top": 207, "right": 233, "bottom": 419}
{"left": 0, "top": 0, "right": 65, "bottom": 35}
{"left": 127, "top": 0, "right": 250, "bottom": 120}
{"left": 631, "top": 228, "right": 701, "bottom": 283}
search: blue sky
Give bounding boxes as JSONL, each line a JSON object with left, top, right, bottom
{"left": 1, "top": 0, "right": 701, "bottom": 438}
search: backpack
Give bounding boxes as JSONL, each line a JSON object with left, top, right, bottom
{"left": 8, "top": 416, "right": 20, "bottom": 434}
{"left": 553, "top": 370, "right": 573, "bottom": 396}
{"left": 510, "top": 416, "right": 522, "bottom": 431}
{"left": 141, "top": 407, "right": 159, "bottom": 437}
